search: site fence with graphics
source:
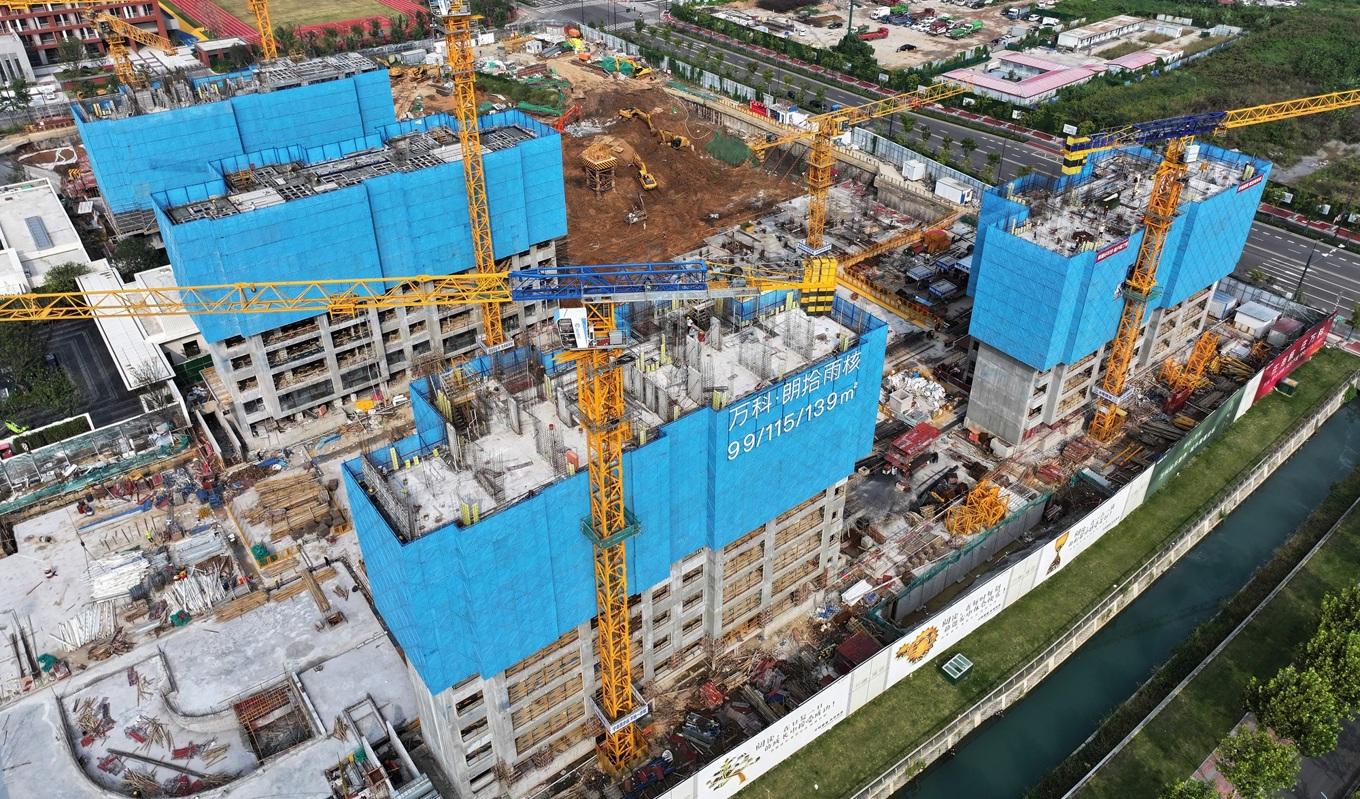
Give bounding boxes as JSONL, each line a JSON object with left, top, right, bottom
{"left": 652, "top": 336, "right": 1348, "bottom": 799}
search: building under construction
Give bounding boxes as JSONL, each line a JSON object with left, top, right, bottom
{"left": 965, "top": 142, "right": 1270, "bottom": 443}
{"left": 344, "top": 296, "right": 887, "bottom": 797}
{"left": 76, "top": 56, "right": 567, "bottom": 438}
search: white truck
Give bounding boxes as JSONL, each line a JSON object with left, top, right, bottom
{"left": 870, "top": 6, "right": 892, "bottom": 19}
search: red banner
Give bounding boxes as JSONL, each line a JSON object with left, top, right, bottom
{"left": 1095, "top": 237, "right": 1130, "bottom": 263}
{"left": 1255, "top": 316, "right": 1333, "bottom": 401}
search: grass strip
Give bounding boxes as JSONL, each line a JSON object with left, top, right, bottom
{"left": 746, "top": 347, "right": 1359, "bottom": 798}
{"left": 1031, "top": 460, "right": 1360, "bottom": 797}
{"left": 1080, "top": 463, "right": 1360, "bottom": 796}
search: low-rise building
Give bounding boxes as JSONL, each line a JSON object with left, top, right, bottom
{"left": 0, "top": 178, "right": 90, "bottom": 292}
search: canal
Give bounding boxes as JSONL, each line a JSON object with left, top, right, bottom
{"left": 898, "top": 401, "right": 1360, "bottom": 799}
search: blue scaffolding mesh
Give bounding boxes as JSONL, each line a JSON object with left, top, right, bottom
{"left": 345, "top": 299, "right": 888, "bottom": 694}
{"left": 75, "top": 69, "right": 397, "bottom": 213}
{"left": 968, "top": 143, "right": 1270, "bottom": 371}
{"left": 152, "top": 111, "right": 568, "bottom": 343}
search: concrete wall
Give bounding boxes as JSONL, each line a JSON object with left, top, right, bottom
{"left": 344, "top": 300, "right": 888, "bottom": 699}
{"left": 968, "top": 143, "right": 1269, "bottom": 372}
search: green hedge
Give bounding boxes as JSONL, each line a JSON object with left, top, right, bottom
{"left": 12, "top": 416, "right": 92, "bottom": 452}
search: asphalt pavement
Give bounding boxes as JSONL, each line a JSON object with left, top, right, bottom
{"left": 40, "top": 320, "right": 144, "bottom": 429}
{"left": 545, "top": 19, "right": 1357, "bottom": 310}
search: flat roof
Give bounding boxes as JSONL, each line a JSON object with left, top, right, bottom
{"left": 1064, "top": 14, "right": 1143, "bottom": 37}
{"left": 0, "top": 179, "right": 89, "bottom": 290}
{"left": 75, "top": 265, "right": 176, "bottom": 391}
{"left": 944, "top": 65, "right": 1099, "bottom": 100}
{"left": 165, "top": 124, "right": 539, "bottom": 223}
{"left": 131, "top": 265, "right": 202, "bottom": 343}
{"left": 1106, "top": 51, "right": 1159, "bottom": 69}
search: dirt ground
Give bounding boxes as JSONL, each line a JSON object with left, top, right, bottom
{"left": 389, "top": 57, "right": 802, "bottom": 263}
{"left": 555, "top": 71, "right": 801, "bottom": 263}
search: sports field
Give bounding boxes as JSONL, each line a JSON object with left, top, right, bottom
{"left": 212, "top": 0, "right": 391, "bottom": 27}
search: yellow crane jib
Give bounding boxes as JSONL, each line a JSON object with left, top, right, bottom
{"left": 747, "top": 80, "right": 968, "bottom": 253}
{"left": 92, "top": 13, "right": 176, "bottom": 87}
{"left": 1061, "top": 88, "right": 1360, "bottom": 176}
{"left": 1071, "top": 88, "right": 1360, "bottom": 441}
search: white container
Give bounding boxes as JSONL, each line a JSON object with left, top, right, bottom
{"left": 903, "top": 159, "right": 927, "bottom": 181}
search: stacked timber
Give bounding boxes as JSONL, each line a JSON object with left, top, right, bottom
{"left": 245, "top": 472, "right": 335, "bottom": 541}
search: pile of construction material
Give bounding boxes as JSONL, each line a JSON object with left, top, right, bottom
{"left": 244, "top": 472, "right": 339, "bottom": 542}
{"left": 885, "top": 372, "right": 948, "bottom": 423}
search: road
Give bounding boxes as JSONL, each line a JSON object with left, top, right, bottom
{"left": 547, "top": 18, "right": 1359, "bottom": 308}
{"left": 1237, "top": 223, "right": 1360, "bottom": 312}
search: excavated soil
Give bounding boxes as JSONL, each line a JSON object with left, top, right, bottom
{"left": 559, "top": 81, "right": 801, "bottom": 264}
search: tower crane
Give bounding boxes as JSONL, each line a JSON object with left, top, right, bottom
{"left": 247, "top": 0, "right": 277, "bottom": 61}
{"left": 0, "top": 257, "right": 836, "bottom": 771}
{"left": 92, "top": 12, "right": 175, "bottom": 87}
{"left": 747, "top": 81, "right": 967, "bottom": 253}
{"left": 1061, "top": 89, "right": 1360, "bottom": 442}
{"left": 431, "top": 0, "right": 506, "bottom": 349}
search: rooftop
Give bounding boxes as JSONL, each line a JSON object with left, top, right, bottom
{"left": 944, "top": 64, "right": 1100, "bottom": 100}
{"left": 72, "top": 52, "right": 383, "bottom": 121}
{"left": 0, "top": 178, "right": 89, "bottom": 291}
{"left": 1003, "top": 147, "right": 1250, "bottom": 253}
{"left": 368, "top": 304, "right": 857, "bottom": 541}
{"left": 76, "top": 264, "right": 178, "bottom": 391}
{"left": 163, "top": 124, "right": 538, "bottom": 223}
{"left": 1064, "top": 14, "right": 1144, "bottom": 37}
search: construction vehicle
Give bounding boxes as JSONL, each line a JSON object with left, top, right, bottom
{"left": 860, "top": 26, "right": 890, "bottom": 40}
{"left": 1059, "top": 88, "right": 1360, "bottom": 441}
{"left": 618, "top": 107, "right": 691, "bottom": 149}
{"left": 0, "top": 255, "right": 839, "bottom": 775}
{"left": 632, "top": 155, "right": 659, "bottom": 190}
{"left": 552, "top": 103, "right": 581, "bottom": 132}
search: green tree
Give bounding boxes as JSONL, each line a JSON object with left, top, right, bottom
{"left": 1157, "top": 779, "right": 1216, "bottom": 799}
{"left": 367, "top": 18, "right": 384, "bottom": 43}
{"left": 0, "top": 78, "right": 32, "bottom": 114}
{"left": 1247, "top": 267, "right": 1269, "bottom": 285}
{"left": 1348, "top": 301, "right": 1360, "bottom": 336}
{"left": 1217, "top": 728, "right": 1300, "bottom": 799}
{"left": 1250, "top": 665, "right": 1341, "bottom": 756}
{"left": 917, "top": 126, "right": 931, "bottom": 146}
{"left": 110, "top": 236, "right": 163, "bottom": 280}
{"left": 899, "top": 115, "right": 915, "bottom": 135}
{"left": 56, "top": 38, "right": 87, "bottom": 75}
{"left": 38, "top": 262, "right": 90, "bottom": 294}
{"left": 1305, "top": 628, "right": 1360, "bottom": 714}
{"left": 960, "top": 136, "right": 978, "bottom": 160}
{"left": 1317, "top": 585, "right": 1360, "bottom": 635}
{"left": 634, "top": 18, "right": 644, "bottom": 34}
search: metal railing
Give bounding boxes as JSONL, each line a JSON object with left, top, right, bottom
{"left": 850, "top": 373, "right": 1358, "bottom": 798}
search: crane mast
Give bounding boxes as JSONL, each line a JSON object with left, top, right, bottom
{"left": 749, "top": 81, "right": 966, "bottom": 252}
{"left": 0, "top": 257, "right": 835, "bottom": 772}
{"left": 436, "top": 0, "right": 506, "bottom": 349}
{"left": 1063, "top": 89, "right": 1360, "bottom": 441}
{"left": 246, "top": 0, "right": 277, "bottom": 60}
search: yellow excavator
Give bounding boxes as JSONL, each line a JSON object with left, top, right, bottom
{"left": 631, "top": 154, "right": 658, "bottom": 190}
{"left": 618, "top": 107, "right": 691, "bottom": 150}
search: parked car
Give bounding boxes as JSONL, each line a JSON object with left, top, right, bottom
{"left": 896, "top": 42, "right": 917, "bottom": 51}
{"left": 828, "top": 20, "right": 844, "bottom": 28}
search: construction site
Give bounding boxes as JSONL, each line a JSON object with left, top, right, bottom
{"left": 0, "top": 7, "right": 1356, "bottom": 799}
